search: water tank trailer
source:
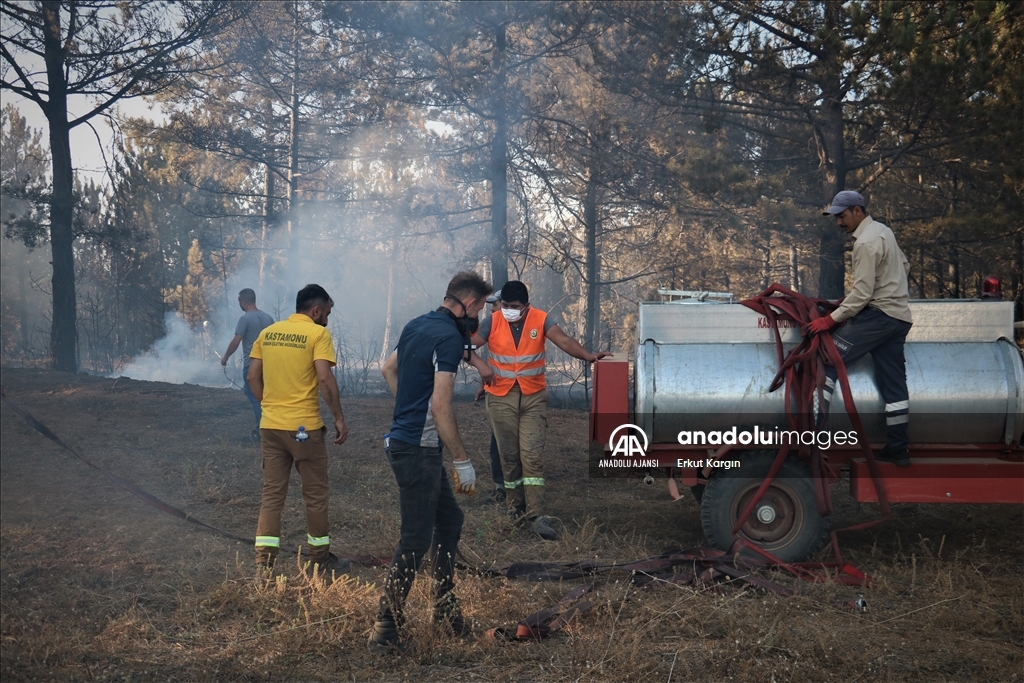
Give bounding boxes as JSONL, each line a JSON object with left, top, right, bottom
{"left": 590, "top": 295, "right": 1024, "bottom": 561}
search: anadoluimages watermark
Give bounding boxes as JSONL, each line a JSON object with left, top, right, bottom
{"left": 676, "top": 425, "right": 859, "bottom": 450}
{"left": 597, "top": 423, "right": 860, "bottom": 472}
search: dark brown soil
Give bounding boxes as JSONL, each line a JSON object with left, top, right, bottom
{"left": 2, "top": 368, "right": 1021, "bottom": 681}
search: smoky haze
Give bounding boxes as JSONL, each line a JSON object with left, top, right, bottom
{"left": 115, "top": 197, "right": 489, "bottom": 395}
{"left": 2, "top": 2, "right": 1018, "bottom": 388}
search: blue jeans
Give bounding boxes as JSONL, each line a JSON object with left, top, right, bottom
{"left": 242, "top": 361, "right": 262, "bottom": 428}
{"left": 380, "top": 438, "right": 465, "bottom": 622}
{"left": 823, "top": 307, "right": 913, "bottom": 450}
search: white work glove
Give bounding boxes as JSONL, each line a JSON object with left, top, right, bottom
{"left": 452, "top": 458, "right": 476, "bottom": 495}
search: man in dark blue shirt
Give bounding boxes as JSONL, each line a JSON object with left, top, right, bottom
{"left": 369, "top": 271, "right": 493, "bottom": 651}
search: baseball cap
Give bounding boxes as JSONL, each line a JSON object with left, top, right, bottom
{"left": 486, "top": 289, "right": 501, "bottom": 304}
{"left": 823, "top": 190, "right": 865, "bottom": 215}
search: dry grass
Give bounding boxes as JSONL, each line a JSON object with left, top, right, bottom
{"left": 1, "top": 367, "right": 1022, "bottom": 682}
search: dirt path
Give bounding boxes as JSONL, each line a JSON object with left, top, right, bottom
{"left": 2, "top": 368, "right": 1021, "bottom": 681}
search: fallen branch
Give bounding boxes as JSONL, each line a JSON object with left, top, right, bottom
{"left": 873, "top": 595, "right": 964, "bottom": 626}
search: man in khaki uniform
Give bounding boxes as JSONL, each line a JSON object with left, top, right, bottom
{"left": 472, "top": 280, "right": 609, "bottom": 540}
{"left": 248, "top": 284, "right": 350, "bottom": 578}
{"left": 810, "top": 191, "right": 913, "bottom": 466}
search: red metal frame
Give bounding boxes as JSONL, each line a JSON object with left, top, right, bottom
{"left": 848, "top": 457, "right": 1024, "bottom": 503}
{"left": 590, "top": 355, "right": 630, "bottom": 448}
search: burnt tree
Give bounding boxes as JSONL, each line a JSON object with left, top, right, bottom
{"left": 0, "top": 0, "right": 242, "bottom": 371}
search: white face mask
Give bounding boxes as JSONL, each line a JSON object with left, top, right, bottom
{"left": 502, "top": 307, "right": 524, "bottom": 323}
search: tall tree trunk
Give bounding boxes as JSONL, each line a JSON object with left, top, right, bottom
{"left": 583, "top": 175, "right": 600, "bottom": 365}
{"left": 951, "top": 246, "right": 961, "bottom": 298}
{"left": 789, "top": 245, "right": 800, "bottom": 292}
{"left": 285, "top": 1, "right": 300, "bottom": 255}
{"left": 918, "top": 245, "right": 926, "bottom": 297}
{"left": 1014, "top": 232, "right": 1023, "bottom": 320}
{"left": 42, "top": 2, "right": 77, "bottom": 372}
{"left": 490, "top": 17, "right": 509, "bottom": 289}
{"left": 260, "top": 161, "right": 275, "bottom": 286}
{"left": 761, "top": 235, "right": 772, "bottom": 291}
{"left": 380, "top": 239, "right": 396, "bottom": 364}
{"left": 17, "top": 258, "right": 30, "bottom": 351}
{"left": 816, "top": 2, "right": 847, "bottom": 300}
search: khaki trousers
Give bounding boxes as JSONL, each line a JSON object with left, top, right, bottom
{"left": 487, "top": 385, "right": 548, "bottom": 518}
{"left": 255, "top": 427, "right": 331, "bottom": 565}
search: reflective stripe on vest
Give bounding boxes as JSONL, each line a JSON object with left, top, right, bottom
{"left": 485, "top": 307, "right": 548, "bottom": 397}
{"left": 255, "top": 536, "right": 280, "bottom": 548}
{"left": 307, "top": 534, "right": 330, "bottom": 547}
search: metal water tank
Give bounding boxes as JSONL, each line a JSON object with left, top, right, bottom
{"left": 634, "top": 300, "right": 1023, "bottom": 447}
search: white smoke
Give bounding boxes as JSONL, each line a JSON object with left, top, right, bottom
{"left": 110, "top": 244, "right": 463, "bottom": 394}
{"left": 116, "top": 312, "right": 232, "bottom": 388}
{"left": 111, "top": 118, "right": 497, "bottom": 393}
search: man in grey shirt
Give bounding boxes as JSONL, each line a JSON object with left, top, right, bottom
{"left": 221, "top": 288, "right": 274, "bottom": 439}
{"left": 810, "top": 191, "right": 913, "bottom": 466}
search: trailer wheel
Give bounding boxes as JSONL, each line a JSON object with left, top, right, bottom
{"left": 700, "top": 452, "right": 829, "bottom": 562}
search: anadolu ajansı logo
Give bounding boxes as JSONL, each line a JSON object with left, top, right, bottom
{"left": 608, "top": 424, "right": 649, "bottom": 458}
{"left": 600, "top": 424, "right": 657, "bottom": 469}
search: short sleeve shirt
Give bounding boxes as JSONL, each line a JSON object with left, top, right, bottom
{"left": 235, "top": 309, "right": 275, "bottom": 363}
{"left": 250, "top": 314, "right": 336, "bottom": 430}
{"left": 390, "top": 311, "right": 465, "bottom": 448}
{"left": 477, "top": 309, "right": 557, "bottom": 347}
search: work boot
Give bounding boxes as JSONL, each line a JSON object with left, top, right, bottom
{"left": 254, "top": 563, "right": 274, "bottom": 579}
{"left": 507, "top": 506, "right": 527, "bottom": 526}
{"left": 368, "top": 606, "right": 405, "bottom": 653}
{"left": 432, "top": 593, "right": 473, "bottom": 637}
{"left": 254, "top": 556, "right": 276, "bottom": 585}
{"left": 255, "top": 552, "right": 277, "bottom": 571}
{"left": 875, "top": 445, "right": 911, "bottom": 468}
{"left": 306, "top": 553, "right": 351, "bottom": 581}
{"left": 531, "top": 515, "right": 557, "bottom": 541}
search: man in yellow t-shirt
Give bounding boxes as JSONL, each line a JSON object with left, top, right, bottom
{"left": 247, "top": 284, "right": 349, "bottom": 578}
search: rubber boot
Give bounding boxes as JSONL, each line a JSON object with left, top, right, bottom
{"left": 368, "top": 600, "right": 405, "bottom": 652}
{"left": 432, "top": 592, "right": 472, "bottom": 637}
{"left": 531, "top": 515, "right": 557, "bottom": 541}
{"left": 875, "top": 444, "right": 911, "bottom": 467}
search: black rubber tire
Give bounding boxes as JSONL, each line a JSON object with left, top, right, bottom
{"left": 699, "top": 451, "right": 830, "bottom": 562}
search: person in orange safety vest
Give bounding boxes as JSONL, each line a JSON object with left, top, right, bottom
{"left": 470, "top": 280, "right": 610, "bottom": 540}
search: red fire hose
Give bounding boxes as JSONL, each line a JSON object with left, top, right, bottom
{"left": 737, "top": 284, "right": 892, "bottom": 585}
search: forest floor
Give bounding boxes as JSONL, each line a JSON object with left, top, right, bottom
{"left": 1, "top": 367, "right": 1021, "bottom": 682}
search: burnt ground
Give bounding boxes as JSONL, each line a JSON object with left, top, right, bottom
{"left": 1, "top": 367, "right": 1021, "bottom": 682}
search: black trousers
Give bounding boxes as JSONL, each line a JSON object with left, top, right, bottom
{"left": 378, "top": 438, "right": 464, "bottom": 624}
{"left": 823, "top": 307, "right": 913, "bottom": 450}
